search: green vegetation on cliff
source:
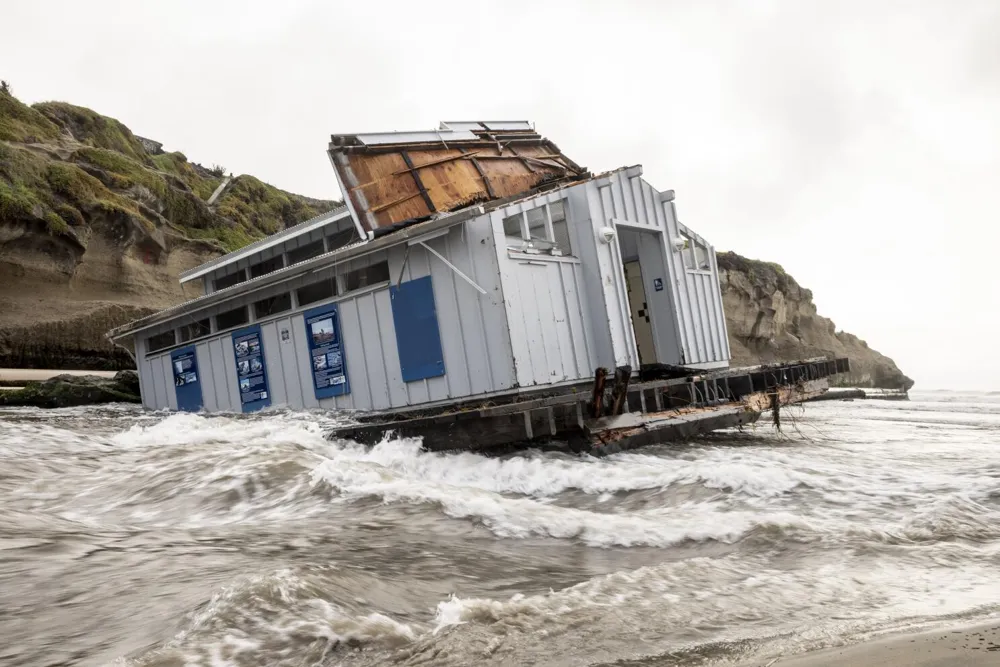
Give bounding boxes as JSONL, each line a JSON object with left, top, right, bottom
{"left": 34, "top": 101, "right": 152, "bottom": 163}
{"left": 0, "top": 91, "right": 60, "bottom": 142}
{"left": 0, "top": 141, "right": 141, "bottom": 243}
{"left": 0, "top": 89, "right": 338, "bottom": 252}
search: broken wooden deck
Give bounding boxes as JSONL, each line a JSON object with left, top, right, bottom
{"left": 326, "top": 358, "right": 850, "bottom": 455}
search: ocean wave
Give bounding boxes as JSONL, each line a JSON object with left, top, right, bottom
{"left": 309, "top": 457, "right": 810, "bottom": 547}
{"left": 130, "top": 569, "right": 416, "bottom": 667}
{"left": 421, "top": 554, "right": 1000, "bottom": 664}
{"left": 315, "top": 435, "right": 813, "bottom": 498}
{"left": 847, "top": 495, "right": 1000, "bottom": 544}
{"left": 108, "top": 411, "right": 332, "bottom": 449}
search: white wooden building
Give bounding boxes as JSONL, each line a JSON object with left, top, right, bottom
{"left": 108, "top": 122, "right": 730, "bottom": 413}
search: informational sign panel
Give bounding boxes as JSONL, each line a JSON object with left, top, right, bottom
{"left": 231, "top": 325, "right": 271, "bottom": 412}
{"left": 303, "top": 304, "right": 350, "bottom": 400}
{"left": 171, "top": 345, "right": 203, "bottom": 412}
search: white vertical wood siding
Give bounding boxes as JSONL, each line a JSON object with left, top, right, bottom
{"left": 580, "top": 168, "right": 730, "bottom": 367}
{"left": 487, "top": 196, "right": 598, "bottom": 388}
{"left": 135, "top": 217, "right": 516, "bottom": 412}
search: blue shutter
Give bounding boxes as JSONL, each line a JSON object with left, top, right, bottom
{"left": 390, "top": 276, "right": 446, "bottom": 382}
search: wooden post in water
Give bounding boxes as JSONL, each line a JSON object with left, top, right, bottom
{"left": 591, "top": 367, "right": 608, "bottom": 418}
{"left": 610, "top": 365, "right": 632, "bottom": 416}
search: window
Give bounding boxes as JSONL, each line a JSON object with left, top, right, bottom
{"left": 501, "top": 199, "right": 572, "bottom": 255}
{"left": 249, "top": 255, "right": 283, "bottom": 279}
{"left": 526, "top": 208, "right": 550, "bottom": 247}
{"left": 179, "top": 318, "right": 210, "bottom": 342}
{"left": 326, "top": 227, "right": 357, "bottom": 253}
{"left": 549, "top": 200, "right": 571, "bottom": 255}
{"left": 147, "top": 329, "right": 176, "bottom": 353}
{"left": 694, "top": 242, "right": 711, "bottom": 271}
{"left": 679, "top": 232, "right": 694, "bottom": 270}
{"left": 297, "top": 277, "right": 338, "bottom": 307}
{"left": 214, "top": 269, "right": 245, "bottom": 291}
{"left": 502, "top": 213, "right": 525, "bottom": 247}
{"left": 680, "top": 231, "right": 710, "bottom": 271}
{"left": 287, "top": 239, "right": 325, "bottom": 265}
{"left": 216, "top": 306, "right": 249, "bottom": 331}
{"left": 345, "top": 261, "right": 390, "bottom": 292}
{"left": 253, "top": 292, "right": 292, "bottom": 319}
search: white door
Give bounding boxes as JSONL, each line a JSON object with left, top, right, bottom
{"left": 624, "top": 261, "right": 657, "bottom": 365}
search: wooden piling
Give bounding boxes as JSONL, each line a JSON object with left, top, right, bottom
{"left": 610, "top": 365, "right": 632, "bottom": 416}
{"left": 591, "top": 367, "right": 608, "bottom": 418}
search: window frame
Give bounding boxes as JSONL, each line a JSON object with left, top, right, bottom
{"left": 252, "top": 292, "right": 293, "bottom": 319}
{"left": 215, "top": 305, "right": 250, "bottom": 332}
{"left": 500, "top": 198, "right": 572, "bottom": 257}
{"left": 147, "top": 329, "right": 177, "bottom": 353}
{"left": 286, "top": 239, "right": 326, "bottom": 266}
{"left": 296, "top": 276, "right": 339, "bottom": 308}
{"left": 214, "top": 269, "right": 246, "bottom": 292}
{"left": 178, "top": 318, "right": 211, "bottom": 343}
{"left": 249, "top": 254, "right": 284, "bottom": 279}
{"left": 679, "top": 230, "right": 712, "bottom": 273}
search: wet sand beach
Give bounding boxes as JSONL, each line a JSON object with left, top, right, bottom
{"left": 758, "top": 620, "right": 1000, "bottom": 666}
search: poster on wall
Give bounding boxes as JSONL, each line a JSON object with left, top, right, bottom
{"left": 303, "top": 304, "right": 350, "bottom": 399}
{"left": 170, "top": 346, "right": 203, "bottom": 412}
{"left": 231, "top": 326, "right": 271, "bottom": 412}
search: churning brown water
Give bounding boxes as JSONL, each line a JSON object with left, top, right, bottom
{"left": 2, "top": 391, "right": 999, "bottom": 667}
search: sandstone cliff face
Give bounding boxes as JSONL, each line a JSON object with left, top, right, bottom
{"left": 717, "top": 252, "right": 913, "bottom": 390}
{"left": 0, "top": 92, "right": 337, "bottom": 369}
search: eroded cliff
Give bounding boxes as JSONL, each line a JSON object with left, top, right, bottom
{"left": 717, "top": 252, "right": 913, "bottom": 390}
{"left": 0, "top": 90, "right": 337, "bottom": 368}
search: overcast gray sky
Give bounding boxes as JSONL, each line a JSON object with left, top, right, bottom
{"left": 3, "top": 0, "right": 997, "bottom": 390}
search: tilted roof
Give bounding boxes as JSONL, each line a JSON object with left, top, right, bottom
{"left": 328, "top": 120, "right": 589, "bottom": 236}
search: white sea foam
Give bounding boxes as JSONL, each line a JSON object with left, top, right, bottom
{"left": 109, "top": 411, "right": 331, "bottom": 449}
{"left": 148, "top": 569, "right": 417, "bottom": 667}
{"left": 317, "top": 435, "right": 814, "bottom": 498}
{"left": 309, "top": 456, "right": 810, "bottom": 547}
{"left": 429, "top": 553, "right": 1000, "bottom": 645}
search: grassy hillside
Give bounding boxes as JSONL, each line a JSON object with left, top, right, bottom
{"left": 0, "top": 86, "right": 341, "bottom": 370}
{"left": 0, "top": 90, "right": 338, "bottom": 252}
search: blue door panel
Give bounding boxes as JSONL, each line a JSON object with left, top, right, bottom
{"left": 390, "top": 276, "right": 446, "bottom": 383}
